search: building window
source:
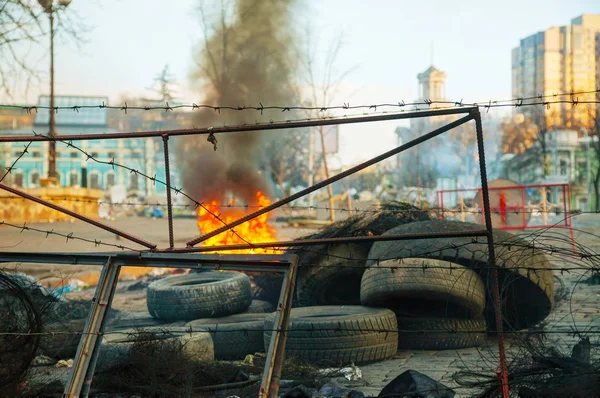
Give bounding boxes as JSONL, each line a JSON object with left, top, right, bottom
{"left": 32, "top": 152, "right": 41, "bottom": 158}
{"left": 131, "top": 152, "right": 141, "bottom": 159}
{"left": 129, "top": 173, "right": 139, "bottom": 190}
{"left": 578, "top": 161, "right": 587, "bottom": 183}
{"left": 559, "top": 160, "right": 568, "bottom": 176}
{"left": 90, "top": 152, "right": 99, "bottom": 159}
{"left": 69, "top": 171, "right": 78, "bottom": 187}
{"left": 90, "top": 173, "right": 100, "bottom": 189}
{"left": 14, "top": 172, "right": 24, "bottom": 187}
{"left": 108, "top": 152, "right": 116, "bottom": 160}
{"left": 70, "top": 152, "right": 78, "bottom": 159}
{"left": 105, "top": 173, "right": 115, "bottom": 188}
{"left": 30, "top": 171, "right": 40, "bottom": 187}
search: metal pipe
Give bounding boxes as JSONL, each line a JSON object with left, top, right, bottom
{"left": 473, "top": 109, "right": 510, "bottom": 397}
{"left": 0, "top": 183, "right": 156, "bottom": 249}
{"left": 162, "top": 135, "right": 174, "bottom": 248}
{"left": 0, "top": 107, "right": 475, "bottom": 142}
{"left": 0, "top": 251, "right": 294, "bottom": 268}
{"left": 187, "top": 113, "right": 475, "bottom": 247}
{"left": 261, "top": 255, "right": 298, "bottom": 397}
{"left": 64, "top": 257, "right": 121, "bottom": 398}
{"left": 48, "top": 9, "right": 57, "bottom": 179}
{"left": 174, "top": 230, "right": 489, "bottom": 253}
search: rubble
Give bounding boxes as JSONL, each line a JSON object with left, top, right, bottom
{"left": 378, "top": 370, "right": 455, "bottom": 398}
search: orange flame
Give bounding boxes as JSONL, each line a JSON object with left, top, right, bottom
{"left": 196, "top": 191, "right": 279, "bottom": 254}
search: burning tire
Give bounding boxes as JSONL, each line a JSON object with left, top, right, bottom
{"left": 360, "top": 258, "right": 486, "bottom": 319}
{"left": 147, "top": 272, "right": 252, "bottom": 321}
{"left": 396, "top": 317, "right": 487, "bottom": 350}
{"left": 368, "top": 220, "right": 554, "bottom": 331}
{"left": 186, "top": 313, "right": 268, "bottom": 359}
{"left": 295, "top": 243, "right": 370, "bottom": 306}
{"left": 263, "top": 306, "right": 397, "bottom": 365}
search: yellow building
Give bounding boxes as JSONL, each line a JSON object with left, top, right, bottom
{"left": 512, "top": 14, "right": 600, "bottom": 132}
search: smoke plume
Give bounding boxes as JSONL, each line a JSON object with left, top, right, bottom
{"left": 176, "top": 0, "right": 301, "bottom": 205}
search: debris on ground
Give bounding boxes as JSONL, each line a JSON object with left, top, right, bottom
{"left": 319, "top": 380, "right": 365, "bottom": 398}
{"left": 452, "top": 335, "right": 600, "bottom": 397}
{"left": 582, "top": 271, "right": 600, "bottom": 285}
{"left": 30, "top": 356, "right": 55, "bottom": 367}
{"left": 379, "top": 370, "right": 455, "bottom": 398}
{"left": 55, "top": 359, "right": 73, "bottom": 368}
{"left": 318, "top": 364, "right": 362, "bottom": 381}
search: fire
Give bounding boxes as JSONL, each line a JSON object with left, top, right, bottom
{"left": 196, "top": 191, "right": 279, "bottom": 254}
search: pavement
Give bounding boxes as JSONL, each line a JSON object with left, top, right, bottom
{"left": 2, "top": 214, "right": 599, "bottom": 397}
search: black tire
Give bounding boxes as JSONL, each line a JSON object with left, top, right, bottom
{"left": 244, "top": 300, "right": 276, "bottom": 314}
{"left": 186, "top": 313, "right": 268, "bottom": 359}
{"left": 263, "top": 306, "right": 397, "bottom": 365}
{"left": 368, "top": 220, "right": 554, "bottom": 331}
{"left": 105, "top": 312, "right": 173, "bottom": 331}
{"left": 39, "top": 318, "right": 85, "bottom": 359}
{"left": 360, "top": 258, "right": 485, "bottom": 318}
{"left": 147, "top": 272, "right": 252, "bottom": 321}
{"left": 396, "top": 317, "right": 487, "bottom": 350}
{"left": 295, "top": 244, "right": 370, "bottom": 306}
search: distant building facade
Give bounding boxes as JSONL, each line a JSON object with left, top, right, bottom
{"left": 502, "top": 129, "right": 596, "bottom": 211}
{"left": 395, "top": 65, "right": 500, "bottom": 192}
{"left": 0, "top": 95, "right": 179, "bottom": 198}
{"left": 511, "top": 14, "right": 600, "bottom": 130}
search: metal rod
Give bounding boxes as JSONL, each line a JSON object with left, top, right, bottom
{"left": 261, "top": 255, "right": 298, "bottom": 398}
{"left": 473, "top": 109, "right": 510, "bottom": 398}
{"left": 162, "top": 134, "right": 174, "bottom": 248}
{"left": 48, "top": 10, "right": 57, "bottom": 179}
{"left": 0, "top": 183, "right": 156, "bottom": 249}
{"left": 64, "top": 257, "right": 121, "bottom": 398}
{"left": 175, "top": 230, "right": 489, "bottom": 253}
{"left": 0, "top": 107, "right": 475, "bottom": 142}
{"left": 0, "top": 251, "right": 294, "bottom": 269}
{"left": 187, "top": 113, "right": 475, "bottom": 247}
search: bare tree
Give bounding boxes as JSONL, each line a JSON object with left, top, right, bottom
{"left": 0, "top": 0, "right": 88, "bottom": 99}
{"left": 501, "top": 107, "right": 553, "bottom": 177}
{"left": 293, "top": 25, "right": 357, "bottom": 218}
{"left": 148, "top": 64, "right": 176, "bottom": 103}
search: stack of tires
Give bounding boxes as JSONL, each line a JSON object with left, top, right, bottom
{"left": 147, "top": 272, "right": 399, "bottom": 366}
{"left": 360, "top": 258, "right": 487, "bottom": 350}
{"left": 145, "top": 271, "right": 274, "bottom": 360}
{"left": 293, "top": 219, "right": 554, "bottom": 352}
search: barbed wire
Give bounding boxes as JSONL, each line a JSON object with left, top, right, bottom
{"left": 0, "top": 326, "right": 598, "bottom": 338}
{"left": 19, "top": 132, "right": 256, "bottom": 249}
{"left": 0, "top": 88, "right": 599, "bottom": 114}
{"left": 0, "top": 141, "right": 31, "bottom": 183}
{"left": 0, "top": 220, "right": 141, "bottom": 251}
{"left": 0, "top": 221, "right": 596, "bottom": 271}
{"left": 0, "top": 195, "right": 594, "bottom": 217}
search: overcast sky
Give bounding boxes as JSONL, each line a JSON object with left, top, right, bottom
{"left": 5, "top": 0, "right": 600, "bottom": 166}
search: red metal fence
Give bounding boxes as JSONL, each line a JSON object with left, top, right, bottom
{"left": 437, "top": 183, "right": 576, "bottom": 253}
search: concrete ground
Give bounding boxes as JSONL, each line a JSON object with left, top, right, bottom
{"left": 1, "top": 214, "right": 599, "bottom": 396}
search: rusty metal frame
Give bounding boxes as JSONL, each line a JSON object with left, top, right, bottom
{"left": 0, "top": 106, "right": 510, "bottom": 397}
{"left": 0, "top": 251, "right": 298, "bottom": 398}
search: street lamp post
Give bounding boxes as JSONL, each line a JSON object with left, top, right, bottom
{"left": 38, "top": 0, "right": 72, "bottom": 181}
